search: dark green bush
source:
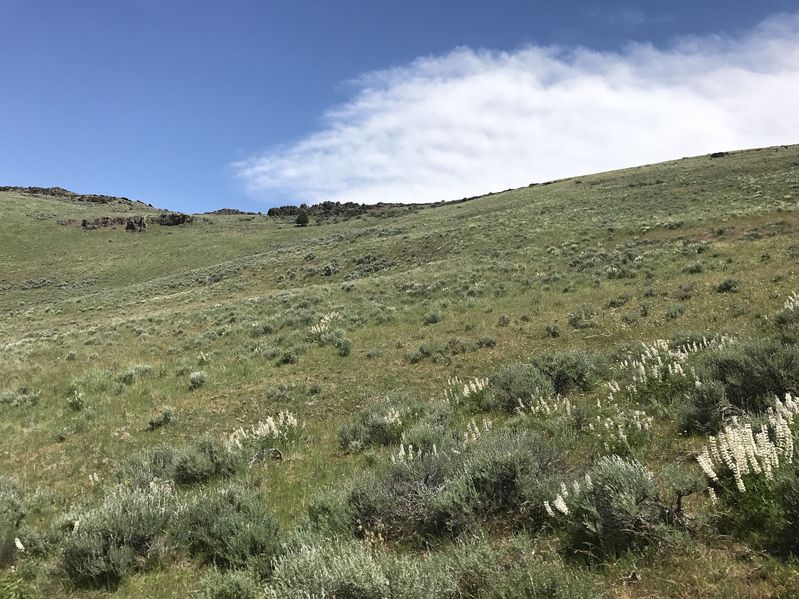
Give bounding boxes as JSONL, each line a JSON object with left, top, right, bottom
{"left": 682, "top": 262, "right": 704, "bottom": 274}
{"left": 346, "top": 454, "right": 462, "bottom": 543}
{"left": 173, "top": 437, "right": 239, "bottom": 486}
{"left": 117, "top": 446, "right": 178, "bottom": 488}
{"left": 707, "top": 457, "right": 799, "bottom": 554}
{"left": 147, "top": 407, "right": 174, "bottom": 431}
{"left": 486, "top": 363, "right": 554, "bottom": 412}
{"left": 713, "top": 467, "right": 784, "bottom": 547}
{"left": 341, "top": 429, "right": 563, "bottom": 544}
{"left": 173, "top": 484, "right": 279, "bottom": 572}
{"left": 774, "top": 307, "right": 799, "bottom": 343}
{"left": 61, "top": 483, "right": 175, "bottom": 587}
{"left": 561, "top": 455, "right": 666, "bottom": 558}
{"left": 423, "top": 311, "right": 442, "bottom": 325}
{"left": 666, "top": 303, "right": 686, "bottom": 320}
{"left": 604, "top": 293, "right": 631, "bottom": 309}
{"left": 679, "top": 380, "right": 730, "bottom": 434}
{"left": 477, "top": 336, "right": 497, "bottom": 348}
{"left": 567, "top": 304, "right": 594, "bottom": 329}
{"left": 460, "top": 430, "right": 562, "bottom": 524}
{"left": 716, "top": 277, "right": 740, "bottom": 293}
{"left": 545, "top": 324, "right": 561, "bottom": 338}
{"left": 695, "top": 339, "right": 799, "bottom": 415}
{"left": 335, "top": 336, "right": 352, "bottom": 356}
{"left": 337, "top": 396, "right": 417, "bottom": 450}
{"left": 62, "top": 535, "right": 134, "bottom": 589}
{"left": 276, "top": 352, "right": 298, "bottom": 366}
{"left": 531, "top": 350, "right": 604, "bottom": 395}
{"left": 675, "top": 284, "right": 694, "bottom": 300}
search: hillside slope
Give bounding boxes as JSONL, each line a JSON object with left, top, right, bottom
{"left": 1, "top": 145, "right": 799, "bottom": 597}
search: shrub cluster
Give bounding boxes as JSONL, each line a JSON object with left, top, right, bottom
{"left": 118, "top": 437, "right": 240, "bottom": 488}
{"left": 0, "top": 388, "right": 40, "bottom": 409}
{"left": 173, "top": 484, "right": 280, "bottom": 574}
{"left": 483, "top": 363, "right": 554, "bottom": 412}
{"left": 683, "top": 339, "right": 799, "bottom": 432}
{"left": 548, "top": 455, "right": 668, "bottom": 558}
{"left": 325, "top": 428, "right": 564, "bottom": 545}
{"left": 337, "top": 395, "right": 421, "bottom": 451}
{"left": 61, "top": 481, "right": 175, "bottom": 587}
{"left": 265, "top": 533, "right": 598, "bottom": 598}
{"left": 531, "top": 350, "right": 605, "bottom": 395}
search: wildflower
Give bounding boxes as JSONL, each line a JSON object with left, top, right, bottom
{"left": 560, "top": 482, "right": 569, "bottom": 498}
{"left": 784, "top": 291, "right": 799, "bottom": 312}
{"left": 553, "top": 494, "right": 569, "bottom": 515}
{"left": 696, "top": 403, "right": 797, "bottom": 495}
{"left": 696, "top": 449, "right": 718, "bottom": 481}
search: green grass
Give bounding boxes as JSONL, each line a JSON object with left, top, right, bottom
{"left": 2, "top": 145, "right": 799, "bottom": 596}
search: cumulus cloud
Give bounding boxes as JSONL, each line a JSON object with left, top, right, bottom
{"left": 235, "top": 14, "right": 799, "bottom": 205}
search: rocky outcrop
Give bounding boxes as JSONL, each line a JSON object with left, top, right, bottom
{"left": 125, "top": 216, "right": 147, "bottom": 231}
{"left": 58, "top": 213, "right": 193, "bottom": 231}
{"left": 204, "top": 208, "right": 259, "bottom": 215}
{"left": 0, "top": 186, "right": 138, "bottom": 205}
{"left": 79, "top": 217, "right": 133, "bottom": 230}
{"left": 151, "top": 212, "right": 194, "bottom": 226}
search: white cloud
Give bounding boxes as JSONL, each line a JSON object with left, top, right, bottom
{"left": 234, "top": 14, "right": 799, "bottom": 205}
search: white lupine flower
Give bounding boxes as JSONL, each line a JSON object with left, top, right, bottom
{"left": 553, "top": 494, "right": 569, "bottom": 515}
{"left": 308, "top": 312, "right": 342, "bottom": 341}
{"left": 463, "top": 377, "right": 488, "bottom": 397}
{"left": 14, "top": 538, "right": 25, "bottom": 553}
{"left": 519, "top": 394, "right": 572, "bottom": 418}
{"left": 697, "top": 449, "right": 718, "bottom": 481}
{"left": 709, "top": 436, "right": 721, "bottom": 464}
{"left": 614, "top": 337, "right": 734, "bottom": 404}
{"left": 784, "top": 291, "right": 799, "bottom": 311}
{"left": 544, "top": 501, "right": 555, "bottom": 517}
{"left": 224, "top": 411, "right": 300, "bottom": 452}
{"left": 697, "top": 401, "right": 796, "bottom": 496}
{"left": 707, "top": 487, "right": 718, "bottom": 506}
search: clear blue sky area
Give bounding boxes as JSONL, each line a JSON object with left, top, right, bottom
{"left": 0, "top": 1, "right": 795, "bottom": 212}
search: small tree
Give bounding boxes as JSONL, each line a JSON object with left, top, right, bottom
{"left": 296, "top": 209, "right": 309, "bottom": 227}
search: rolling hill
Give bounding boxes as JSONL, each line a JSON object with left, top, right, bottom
{"left": 1, "top": 145, "right": 799, "bottom": 597}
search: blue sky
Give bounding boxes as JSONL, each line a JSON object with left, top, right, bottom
{"left": 1, "top": 1, "right": 798, "bottom": 212}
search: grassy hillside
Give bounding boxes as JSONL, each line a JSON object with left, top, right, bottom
{"left": 2, "top": 145, "right": 799, "bottom": 597}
